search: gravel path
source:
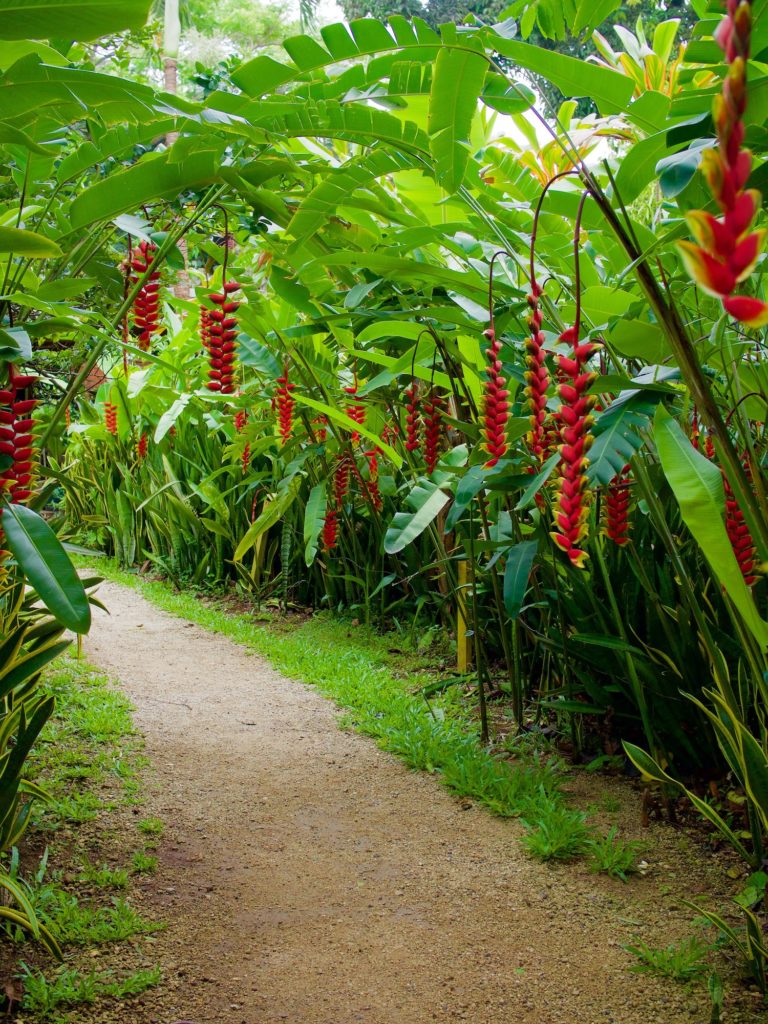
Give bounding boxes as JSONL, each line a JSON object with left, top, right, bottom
{"left": 83, "top": 581, "right": 711, "bottom": 1024}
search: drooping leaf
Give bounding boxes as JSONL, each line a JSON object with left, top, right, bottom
{"left": 303, "top": 483, "right": 326, "bottom": 566}
{"left": 384, "top": 479, "right": 449, "bottom": 554}
{"left": 2, "top": 504, "right": 91, "bottom": 633}
{"left": 0, "top": 0, "right": 153, "bottom": 41}
{"left": 502, "top": 541, "right": 538, "bottom": 620}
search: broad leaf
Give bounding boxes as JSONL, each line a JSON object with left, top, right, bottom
{"left": 384, "top": 479, "right": 449, "bottom": 554}
{"left": 502, "top": 541, "right": 538, "bottom": 620}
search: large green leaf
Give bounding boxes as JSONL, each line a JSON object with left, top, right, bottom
{"left": 0, "top": 226, "right": 60, "bottom": 258}
{"left": 234, "top": 477, "right": 302, "bottom": 562}
{"left": 0, "top": 0, "right": 152, "bottom": 41}
{"left": 428, "top": 45, "right": 488, "bottom": 193}
{"left": 2, "top": 504, "right": 91, "bottom": 634}
{"left": 384, "top": 479, "right": 449, "bottom": 554}
{"left": 502, "top": 541, "right": 538, "bottom": 620}
{"left": 653, "top": 405, "right": 768, "bottom": 649}
{"left": 303, "top": 483, "right": 326, "bottom": 567}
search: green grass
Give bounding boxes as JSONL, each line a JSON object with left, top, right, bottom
{"left": 624, "top": 936, "right": 713, "bottom": 981}
{"left": 137, "top": 817, "right": 164, "bottom": 837}
{"left": 131, "top": 850, "right": 158, "bottom": 875}
{"left": 21, "top": 964, "right": 162, "bottom": 1017}
{"left": 77, "top": 558, "right": 636, "bottom": 865}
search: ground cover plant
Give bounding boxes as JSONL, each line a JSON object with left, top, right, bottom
{"left": 0, "top": 0, "right": 766, "bottom": 1014}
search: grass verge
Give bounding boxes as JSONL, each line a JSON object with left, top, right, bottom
{"left": 77, "top": 558, "right": 632, "bottom": 872}
{"left": 0, "top": 652, "right": 163, "bottom": 1022}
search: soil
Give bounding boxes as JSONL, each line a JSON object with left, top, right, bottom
{"left": 74, "top": 581, "right": 764, "bottom": 1024}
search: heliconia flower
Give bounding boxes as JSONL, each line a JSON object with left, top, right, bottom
{"left": 404, "top": 380, "right": 421, "bottom": 453}
{"left": 104, "top": 401, "right": 118, "bottom": 436}
{"left": 343, "top": 380, "right": 365, "bottom": 443}
{"left": 241, "top": 442, "right": 251, "bottom": 475}
{"left": 679, "top": 0, "right": 768, "bottom": 326}
{"left": 604, "top": 466, "right": 632, "bottom": 546}
{"left": 423, "top": 391, "right": 445, "bottom": 475}
{"left": 482, "top": 327, "right": 509, "bottom": 468}
{"left": 206, "top": 281, "right": 240, "bottom": 395}
{"left": 275, "top": 361, "right": 295, "bottom": 444}
{"left": 333, "top": 453, "right": 352, "bottom": 505}
{"left": 691, "top": 407, "right": 701, "bottom": 450}
{"left": 524, "top": 282, "right": 552, "bottom": 461}
{"left": 234, "top": 409, "right": 248, "bottom": 433}
{"left": 363, "top": 449, "right": 383, "bottom": 512}
{"left": 381, "top": 423, "right": 399, "bottom": 445}
{"left": 725, "top": 470, "right": 757, "bottom": 585}
{"left": 550, "top": 326, "right": 600, "bottom": 569}
{"left": 136, "top": 432, "right": 148, "bottom": 461}
{"left": 131, "top": 241, "right": 161, "bottom": 351}
{"left": 313, "top": 415, "right": 328, "bottom": 442}
{"left": 200, "top": 307, "right": 213, "bottom": 351}
{"left": 0, "top": 368, "right": 38, "bottom": 504}
{"left": 322, "top": 507, "right": 339, "bottom": 552}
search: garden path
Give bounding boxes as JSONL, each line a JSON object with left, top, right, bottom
{"left": 84, "top": 582, "right": 707, "bottom": 1024}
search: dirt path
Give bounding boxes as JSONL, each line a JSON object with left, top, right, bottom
{"left": 83, "top": 582, "right": 712, "bottom": 1024}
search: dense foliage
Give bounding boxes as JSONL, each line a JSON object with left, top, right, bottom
{"left": 0, "top": 0, "right": 766, "bottom": 997}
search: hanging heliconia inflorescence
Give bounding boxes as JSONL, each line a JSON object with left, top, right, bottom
{"left": 322, "top": 506, "right": 338, "bottom": 552}
{"left": 364, "top": 449, "right": 382, "bottom": 512}
{"left": 404, "top": 380, "right": 421, "bottom": 453}
{"left": 679, "top": 0, "right": 768, "bottom": 326}
{"left": 275, "top": 361, "right": 295, "bottom": 444}
{"left": 234, "top": 408, "right": 248, "bottom": 433}
{"left": 206, "top": 281, "right": 240, "bottom": 394}
{"left": 104, "top": 401, "right": 118, "bottom": 437}
{"left": 724, "top": 459, "right": 758, "bottom": 585}
{"left": 241, "top": 442, "right": 251, "bottom": 475}
{"left": 423, "top": 391, "right": 445, "bottom": 475}
{"left": 551, "top": 325, "right": 600, "bottom": 569}
{"left": 524, "top": 281, "right": 551, "bottom": 462}
{"left": 313, "top": 415, "right": 328, "bottom": 442}
{"left": 322, "top": 454, "right": 353, "bottom": 553}
{"left": 482, "top": 326, "right": 510, "bottom": 468}
{"left": 131, "top": 241, "right": 161, "bottom": 351}
{"left": 0, "top": 367, "right": 38, "bottom": 504}
{"left": 136, "top": 432, "right": 148, "bottom": 461}
{"left": 200, "top": 307, "right": 212, "bottom": 352}
{"left": 344, "top": 377, "right": 365, "bottom": 443}
{"left": 604, "top": 466, "right": 633, "bottom": 547}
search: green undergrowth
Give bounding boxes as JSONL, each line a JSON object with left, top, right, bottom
{"left": 1, "top": 652, "right": 163, "bottom": 1022}
{"left": 79, "top": 558, "right": 636, "bottom": 875}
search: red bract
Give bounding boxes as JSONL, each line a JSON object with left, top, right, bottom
{"left": 725, "top": 470, "right": 758, "bottom": 585}
{"left": 363, "top": 449, "right": 382, "bottom": 512}
{"left": 404, "top": 380, "right": 421, "bottom": 453}
{"left": 136, "top": 433, "right": 148, "bottom": 461}
{"left": 604, "top": 466, "right": 632, "bottom": 547}
{"left": 423, "top": 391, "right": 445, "bottom": 475}
{"left": 241, "top": 442, "right": 251, "bottom": 475}
{"left": 275, "top": 361, "right": 295, "bottom": 445}
{"left": 679, "top": 0, "right": 768, "bottom": 326}
{"left": 0, "top": 368, "right": 38, "bottom": 504}
{"left": 104, "top": 401, "right": 118, "bottom": 436}
{"left": 206, "top": 281, "right": 240, "bottom": 395}
{"left": 234, "top": 409, "right": 248, "bottom": 433}
{"left": 131, "top": 241, "right": 161, "bottom": 351}
{"left": 550, "top": 326, "right": 599, "bottom": 569}
{"left": 524, "top": 282, "right": 551, "bottom": 462}
{"left": 322, "top": 508, "right": 339, "bottom": 552}
{"left": 313, "top": 415, "right": 328, "bottom": 442}
{"left": 482, "top": 327, "right": 509, "bottom": 468}
{"left": 333, "top": 453, "right": 352, "bottom": 504}
{"left": 343, "top": 381, "right": 365, "bottom": 443}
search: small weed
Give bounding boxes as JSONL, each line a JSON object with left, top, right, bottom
{"left": 521, "top": 799, "right": 591, "bottom": 862}
{"left": 21, "top": 964, "right": 161, "bottom": 1015}
{"left": 137, "top": 817, "right": 164, "bottom": 836}
{"left": 588, "top": 827, "right": 642, "bottom": 881}
{"left": 624, "top": 935, "right": 712, "bottom": 981}
{"left": 131, "top": 850, "right": 158, "bottom": 874}
{"left": 77, "top": 860, "right": 129, "bottom": 890}
{"left": 34, "top": 889, "right": 163, "bottom": 946}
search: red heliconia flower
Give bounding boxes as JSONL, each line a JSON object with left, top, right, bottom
{"left": 362, "top": 449, "right": 383, "bottom": 512}
{"left": 691, "top": 407, "right": 701, "bottom": 450}
{"left": 200, "top": 307, "right": 213, "bottom": 352}
{"left": 241, "top": 442, "right": 251, "bottom": 475}
{"left": 550, "top": 327, "right": 600, "bottom": 569}
{"left": 524, "top": 282, "right": 552, "bottom": 462}
{"left": 0, "top": 368, "right": 39, "bottom": 504}
{"left": 381, "top": 423, "right": 399, "bottom": 445}
{"left": 404, "top": 380, "right": 421, "bottom": 453}
{"left": 275, "top": 361, "right": 296, "bottom": 445}
{"left": 313, "top": 415, "right": 329, "bottom": 442}
{"left": 131, "top": 241, "right": 161, "bottom": 351}
{"left": 604, "top": 465, "right": 632, "bottom": 547}
{"left": 423, "top": 391, "right": 445, "bottom": 475}
{"left": 322, "top": 507, "right": 339, "bottom": 552}
{"left": 482, "top": 327, "right": 510, "bottom": 468}
{"left": 343, "top": 380, "right": 365, "bottom": 443}
{"left": 679, "top": 0, "right": 768, "bottom": 326}
{"left": 136, "top": 432, "right": 148, "bottom": 461}
{"left": 333, "top": 453, "right": 352, "bottom": 505}
{"left": 206, "top": 281, "right": 240, "bottom": 395}
{"left": 104, "top": 401, "right": 118, "bottom": 437}
{"left": 724, "top": 469, "right": 758, "bottom": 585}
{"left": 234, "top": 409, "right": 248, "bottom": 433}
